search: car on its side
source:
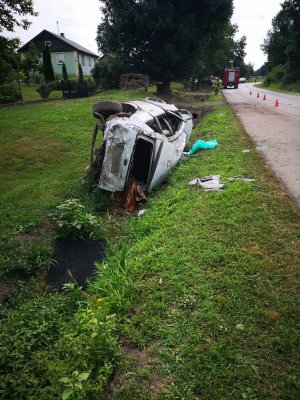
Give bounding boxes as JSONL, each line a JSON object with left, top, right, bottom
{"left": 89, "top": 98, "right": 194, "bottom": 193}
{"left": 239, "top": 77, "right": 246, "bottom": 83}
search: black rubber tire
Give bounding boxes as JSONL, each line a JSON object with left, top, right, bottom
{"left": 92, "top": 101, "right": 123, "bottom": 120}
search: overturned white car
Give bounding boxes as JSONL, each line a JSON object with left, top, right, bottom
{"left": 89, "top": 98, "right": 194, "bottom": 192}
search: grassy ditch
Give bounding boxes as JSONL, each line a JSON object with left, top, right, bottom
{"left": 0, "top": 91, "right": 299, "bottom": 399}
{"left": 96, "top": 104, "right": 300, "bottom": 399}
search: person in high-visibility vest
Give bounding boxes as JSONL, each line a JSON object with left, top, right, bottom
{"left": 213, "top": 78, "right": 220, "bottom": 95}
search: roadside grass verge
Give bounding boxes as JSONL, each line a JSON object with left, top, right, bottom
{"left": 96, "top": 104, "right": 300, "bottom": 399}
{"left": 258, "top": 81, "right": 300, "bottom": 95}
{"left": 0, "top": 91, "right": 299, "bottom": 399}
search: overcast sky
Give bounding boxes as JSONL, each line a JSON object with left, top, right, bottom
{"left": 5, "top": 0, "right": 283, "bottom": 69}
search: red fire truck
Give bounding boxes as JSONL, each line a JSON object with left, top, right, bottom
{"left": 223, "top": 68, "right": 240, "bottom": 89}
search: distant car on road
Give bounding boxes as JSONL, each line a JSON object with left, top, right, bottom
{"left": 239, "top": 77, "right": 246, "bottom": 83}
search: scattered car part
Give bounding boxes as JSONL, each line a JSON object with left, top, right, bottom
{"left": 189, "top": 175, "right": 224, "bottom": 190}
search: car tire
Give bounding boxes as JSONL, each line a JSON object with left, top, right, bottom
{"left": 93, "top": 101, "right": 123, "bottom": 120}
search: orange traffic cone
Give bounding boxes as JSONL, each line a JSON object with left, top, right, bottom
{"left": 275, "top": 99, "right": 279, "bottom": 107}
{"left": 257, "top": 92, "right": 260, "bottom": 98}
{"left": 250, "top": 90, "right": 252, "bottom": 95}
{"left": 263, "top": 94, "right": 266, "bottom": 100}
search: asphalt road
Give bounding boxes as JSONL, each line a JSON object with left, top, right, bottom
{"left": 223, "top": 83, "right": 300, "bottom": 212}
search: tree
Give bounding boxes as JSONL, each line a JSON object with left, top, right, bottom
{"left": 0, "top": 36, "right": 20, "bottom": 84}
{"left": 261, "top": 0, "right": 300, "bottom": 83}
{"left": 0, "top": 0, "right": 37, "bottom": 32}
{"left": 91, "top": 56, "right": 122, "bottom": 88}
{"left": 189, "top": 23, "right": 248, "bottom": 87}
{"left": 21, "top": 42, "right": 40, "bottom": 85}
{"left": 42, "top": 45, "right": 55, "bottom": 82}
{"left": 0, "top": 0, "right": 37, "bottom": 84}
{"left": 255, "top": 63, "right": 268, "bottom": 77}
{"left": 244, "top": 62, "right": 254, "bottom": 80}
{"left": 282, "top": 0, "right": 300, "bottom": 82}
{"left": 97, "top": 0, "right": 234, "bottom": 94}
{"left": 232, "top": 35, "right": 247, "bottom": 75}
{"left": 62, "top": 62, "right": 68, "bottom": 80}
{"left": 78, "top": 63, "right": 83, "bottom": 82}
{"left": 193, "top": 22, "right": 242, "bottom": 81}
{"left": 261, "top": 8, "right": 290, "bottom": 70}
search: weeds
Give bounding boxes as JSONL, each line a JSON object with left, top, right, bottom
{"left": 49, "top": 198, "right": 104, "bottom": 240}
{"left": 59, "top": 371, "right": 90, "bottom": 400}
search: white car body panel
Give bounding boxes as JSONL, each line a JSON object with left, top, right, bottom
{"left": 96, "top": 99, "right": 193, "bottom": 192}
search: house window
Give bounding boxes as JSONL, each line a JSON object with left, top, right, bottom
{"left": 45, "top": 40, "right": 51, "bottom": 47}
{"left": 88, "top": 57, "right": 91, "bottom": 66}
{"left": 56, "top": 53, "right": 64, "bottom": 64}
{"left": 81, "top": 55, "right": 85, "bottom": 66}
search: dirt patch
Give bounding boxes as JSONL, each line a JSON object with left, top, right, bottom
{"left": 159, "top": 90, "right": 219, "bottom": 127}
{"left": 0, "top": 281, "right": 12, "bottom": 304}
{"left": 266, "top": 309, "right": 282, "bottom": 322}
{"left": 104, "top": 339, "right": 173, "bottom": 398}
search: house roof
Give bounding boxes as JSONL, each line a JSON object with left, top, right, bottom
{"left": 18, "top": 29, "right": 99, "bottom": 57}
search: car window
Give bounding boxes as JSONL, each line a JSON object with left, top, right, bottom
{"left": 146, "top": 112, "right": 183, "bottom": 137}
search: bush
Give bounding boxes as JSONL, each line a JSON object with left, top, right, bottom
{"left": 91, "top": 57, "right": 122, "bottom": 89}
{"left": 264, "top": 64, "right": 285, "bottom": 85}
{"left": 62, "top": 63, "right": 68, "bottom": 81}
{"left": 0, "top": 83, "right": 21, "bottom": 103}
{"left": 87, "top": 80, "right": 96, "bottom": 93}
{"left": 36, "top": 83, "right": 53, "bottom": 100}
{"left": 49, "top": 199, "right": 104, "bottom": 240}
{"left": 48, "top": 80, "right": 62, "bottom": 90}
{"left": 0, "top": 285, "right": 84, "bottom": 400}
{"left": 78, "top": 63, "right": 84, "bottom": 83}
{"left": 0, "top": 283, "right": 120, "bottom": 399}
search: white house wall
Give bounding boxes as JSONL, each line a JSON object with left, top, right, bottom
{"left": 77, "top": 52, "right": 97, "bottom": 76}
{"left": 49, "top": 51, "right": 97, "bottom": 78}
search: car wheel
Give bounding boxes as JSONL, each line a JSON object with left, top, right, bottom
{"left": 92, "top": 101, "right": 123, "bottom": 120}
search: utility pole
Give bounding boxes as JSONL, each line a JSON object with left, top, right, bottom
{"left": 56, "top": 21, "right": 60, "bottom": 35}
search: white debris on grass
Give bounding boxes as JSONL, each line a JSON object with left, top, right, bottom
{"left": 189, "top": 175, "right": 224, "bottom": 190}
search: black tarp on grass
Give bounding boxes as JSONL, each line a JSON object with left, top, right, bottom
{"left": 46, "top": 239, "right": 105, "bottom": 290}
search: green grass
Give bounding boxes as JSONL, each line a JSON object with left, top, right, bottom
{"left": 0, "top": 88, "right": 299, "bottom": 399}
{"left": 258, "top": 81, "right": 300, "bottom": 95}
{"left": 0, "top": 88, "right": 155, "bottom": 230}
{"left": 98, "top": 105, "right": 300, "bottom": 399}
{"left": 20, "top": 83, "right": 62, "bottom": 101}
{"left": 207, "top": 93, "right": 223, "bottom": 102}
